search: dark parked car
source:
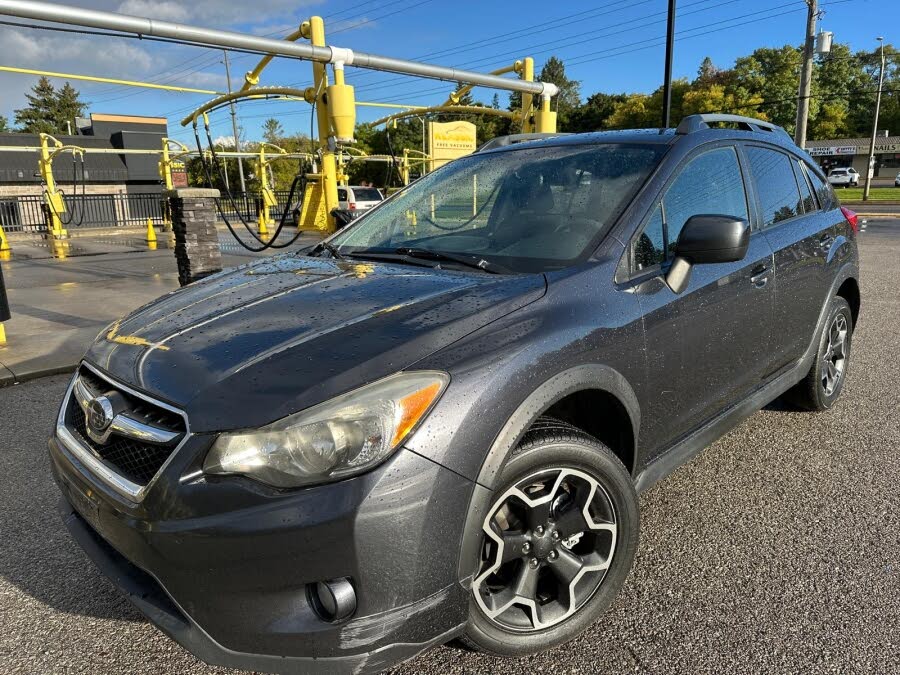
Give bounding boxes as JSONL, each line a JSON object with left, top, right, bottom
{"left": 50, "top": 114, "right": 860, "bottom": 674}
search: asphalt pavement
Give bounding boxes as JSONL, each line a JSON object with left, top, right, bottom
{"left": 1, "top": 221, "right": 899, "bottom": 674}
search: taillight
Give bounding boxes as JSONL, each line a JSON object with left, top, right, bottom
{"left": 349, "top": 202, "right": 357, "bottom": 210}
{"left": 840, "top": 206, "right": 859, "bottom": 234}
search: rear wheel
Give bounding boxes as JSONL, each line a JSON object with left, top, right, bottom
{"left": 461, "top": 419, "right": 638, "bottom": 656}
{"left": 787, "top": 296, "right": 853, "bottom": 411}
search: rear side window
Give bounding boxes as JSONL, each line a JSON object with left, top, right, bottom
{"left": 805, "top": 166, "right": 835, "bottom": 210}
{"left": 746, "top": 147, "right": 802, "bottom": 228}
{"left": 793, "top": 161, "right": 816, "bottom": 213}
{"left": 352, "top": 188, "right": 383, "bottom": 201}
{"left": 632, "top": 146, "right": 748, "bottom": 271}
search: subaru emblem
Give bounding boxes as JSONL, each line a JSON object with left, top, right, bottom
{"left": 87, "top": 396, "right": 115, "bottom": 434}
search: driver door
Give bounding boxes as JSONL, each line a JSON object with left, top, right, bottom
{"left": 625, "top": 144, "right": 776, "bottom": 458}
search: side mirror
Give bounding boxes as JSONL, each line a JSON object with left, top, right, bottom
{"left": 666, "top": 214, "right": 750, "bottom": 294}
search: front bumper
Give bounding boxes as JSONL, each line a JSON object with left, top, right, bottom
{"left": 49, "top": 435, "right": 474, "bottom": 674}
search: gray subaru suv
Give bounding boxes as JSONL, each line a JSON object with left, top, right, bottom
{"left": 50, "top": 114, "right": 859, "bottom": 673}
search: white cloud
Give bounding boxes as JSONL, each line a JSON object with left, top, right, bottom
{"left": 117, "top": 0, "right": 190, "bottom": 22}
{"left": 213, "top": 135, "right": 235, "bottom": 146}
{"left": 115, "top": 0, "right": 324, "bottom": 28}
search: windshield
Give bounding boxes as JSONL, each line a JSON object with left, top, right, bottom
{"left": 330, "top": 143, "right": 666, "bottom": 273}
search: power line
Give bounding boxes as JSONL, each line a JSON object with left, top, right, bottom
{"left": 356, "top": 2, "right": 810, "bottom": 106}
{"left": 350, "top": 0, "right": 739, "bottom": 96}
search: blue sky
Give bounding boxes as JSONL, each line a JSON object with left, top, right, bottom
{"left": 0, "top": 0, "right": 894, "bottom": 146}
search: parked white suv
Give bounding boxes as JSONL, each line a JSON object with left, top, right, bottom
{"left": 827, "top": 167, "right": 859, "bottom": 187}
{"left": 338, "top": 186, "right": 384, "bottom": 212}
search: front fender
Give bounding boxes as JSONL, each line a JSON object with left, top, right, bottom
{"left": 450, "top": 363, "right": 640, "bottom": 586}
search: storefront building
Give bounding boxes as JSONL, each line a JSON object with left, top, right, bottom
{"left": 805, "top": 134, "right": 900, "bottom": 181}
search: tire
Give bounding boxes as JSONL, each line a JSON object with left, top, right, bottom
{"left": 460, "top": 418, "right": 639, "bottom": 656}
{"left": 787, "top": 296, "right": 853, "bottom": 411}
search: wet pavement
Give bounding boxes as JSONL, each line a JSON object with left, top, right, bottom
{"left": 0, "top": 220, "right": 899, "bottom": 674}
{"left": 0, "top": 228, "right": 320, "bottom": 384}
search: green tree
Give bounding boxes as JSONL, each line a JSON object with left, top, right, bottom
{"left": 14, "top": 76, "right": 58, "bottom": 134}
{"left": 55, "top": 82, "right": 86, "bottom": 133}
{"left": 0, "top": 116, "right": 9, "bottom": 133}
{"left": 696, "top": 56, "right": 724, "bottom": 85}
{"left": 14, "top": 77, "right": 85, "bottom": 134}
{"left": 262, "top": 118, "right": 285, "bottom": 145}
{"left": 566, "top": 92, "right": 627, "bottom": 132}
{"left": 731, "top": 45, "right": 803, "bottom": 132}
{"left": 538, "top": 56, "right": 581, "bottom": 128}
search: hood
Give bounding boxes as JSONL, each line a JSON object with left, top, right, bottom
{"left": 85, "top": 255, "right": 545, "bottom": 432}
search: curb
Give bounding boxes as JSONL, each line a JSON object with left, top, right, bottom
{"left": 0, "top": 360, "right": 78, "bottom": 388}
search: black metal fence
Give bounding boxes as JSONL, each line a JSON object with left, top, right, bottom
{"left": 0, "top": 193, "right": 166, "bottom": 233}
{"left": 214, "top": 191, "right": 296, "bottom": 222}
{"left": 0, "top": 191, "right": 298, "bottom": 233}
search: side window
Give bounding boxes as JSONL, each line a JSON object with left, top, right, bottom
{"left": 747, "top": 147, "right": 803, "bottom": 227}
{"left": 793, "top": 160, "right": 816, "bottom": 213}
{"left": 804, "top": 165, "right": 835, "bottom": 210}
{"left": 631, "top": 146, "right": 748, "bottom": 271}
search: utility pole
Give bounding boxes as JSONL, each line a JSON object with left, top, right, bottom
{"left": 863, "top": 37, "right": 886, "bottom": 201}
{"left": 222, "top": 50, "right": 246, "bottom": 194}
{"left": 794, "top": 0, "right": 817, "bottom": 148}
{"left": 661, "top": 0, "right": 676, "bottom": 128}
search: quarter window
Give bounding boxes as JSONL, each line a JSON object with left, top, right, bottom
{"left": 804, "top": 165, "right": 835, "bottom": 211}
{"left": 793, "top": 160, "right": 816, "bottom": 213}
{"left": 747, "top": 147, "right": 803, "bottom": 227}
{"left": 632, "top": 146, "right": 748, "bottom": 271}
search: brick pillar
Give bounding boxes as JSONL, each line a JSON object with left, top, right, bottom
{"left": 166, "top": 188, "right": 222, "bottom": 287}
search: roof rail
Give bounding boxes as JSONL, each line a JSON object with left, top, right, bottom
{"left": 675, "top": 114, "right": 790, "bottom": 139}
{"left": 476, "top": 132, "right": 570, "bottom": 153}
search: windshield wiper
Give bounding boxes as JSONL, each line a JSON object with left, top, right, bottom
{"left": 309, "top": 240, "right": 345, "bottom": 260}
{"left": 393, "top": 247, "right": 509, "bottom": 274}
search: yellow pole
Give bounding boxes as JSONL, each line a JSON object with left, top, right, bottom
{"left": 256, "top": 145, "right": 270, "bottom": 237}
{"left": 159, "top": 140, "right": 173, "bottom": 190}
{"left": 0, "top": 322, "right": 6, "bottom": 346}
{"left": 521, "top": 57, "right": 534, "bottom": 133}
{"left": 401, "top": 149, "right": 410, "bottom": 186}
{"left": 308, "top": 16, "right": 339, "bottom": 231}
{"left": 0, "top": 222, "right": 10, "bottom": 252}
{"left": 535, "top": 95, "right": 558, "bottom": 133}
{"left": 38, "top": 134, "right": 67, "bottom": 240}
{"left": 0, "top": 65, "right": 221, "bottom": 95}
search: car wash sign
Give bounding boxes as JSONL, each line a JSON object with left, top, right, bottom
{"left": 429, "top": 121, "right": 477, "bottom": 170}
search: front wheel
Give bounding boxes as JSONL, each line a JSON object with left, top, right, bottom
{"left": 461, "top": 419, "right": 638, "bottom": 656}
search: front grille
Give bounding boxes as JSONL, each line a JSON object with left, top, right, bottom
{"left": 64, "top": 366, "right": 186, "bottom": 488}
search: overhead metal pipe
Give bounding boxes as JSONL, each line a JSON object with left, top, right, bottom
{"left": 0, "top": 0, "right": 560, "bottom": 98}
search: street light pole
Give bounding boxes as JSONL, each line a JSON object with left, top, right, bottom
{"left": 863, "top": 37, "right": 886, "bottom": 202}
{"left": 661, "top": 0, "right": 676, "bottom": 128}
{"left": 222, "top": 50, "right": 247, "bottom": 194}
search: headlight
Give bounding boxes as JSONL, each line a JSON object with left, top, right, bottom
{"left": 203, "top": 371, "right": 449, "bottom": 488}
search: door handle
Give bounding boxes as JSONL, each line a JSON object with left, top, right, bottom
{"left": 750, "top": 265, "right": 770, "bottom": 288}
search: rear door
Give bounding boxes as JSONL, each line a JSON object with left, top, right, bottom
{"left": 744, "top": 144, "right": 830, "bottom": 370}
{"left": 624, "top": 143, "right": 776, "bottom": 455}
